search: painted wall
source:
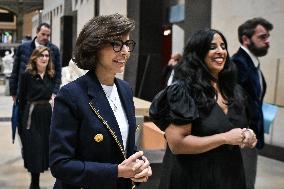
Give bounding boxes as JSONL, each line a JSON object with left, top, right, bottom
{"left": 72, "top": 0, "right": 94, "bottom": 37}
{"left": 32, "top": 14, "right": 39, "bottom": 38}
{"left": 23, "top": 11, "right": 37, "bottom": 38}
{"left": 50, "top": 9, "right": 62, "bottom": 48}
{"left": 42, "top": 0, "right": 64, "bottom": 48}
{"left": 212, "top": 0, "right": 284, "bottom": 105}
{"left": 100, "top": 0, "right": 127, "bottom": 15}
{"left": 172, "top": 24, "right": 184, "bottom": 55}
{"left": 71, "top": 0, "right": 127, "bottom": 36}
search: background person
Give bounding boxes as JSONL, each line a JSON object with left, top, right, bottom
{"left": 18, "top": 46, "right": 55, "bottom": 189}
{"left": 49, "top": 14, "right": 152, "bottom": 189}
{"left": 10, "top": 23, "right": 61, "bottom": 103}
{"left": 150, "top": 29, "right": 257, "bottom": 189}
{"left": 163, "top": 53, "right": 182, "bottom": 86}
{"left": 232, "top": 17, "right": 273, "bottom": 189}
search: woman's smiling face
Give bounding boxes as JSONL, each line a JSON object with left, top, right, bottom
{"left": 96, "top": 34, "right": 131, "bottom": 75}
{"left": 36, "top": 50, "right": 50, "bottom": 69}
{"left": 204, "top": 33, "right": 228, "bottom": 78}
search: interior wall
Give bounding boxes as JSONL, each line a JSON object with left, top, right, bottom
{"left": 212, "top": 0, "right": 284, "bottom": 105}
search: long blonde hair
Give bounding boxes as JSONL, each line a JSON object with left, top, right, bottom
{"left": 26, "top": 46, "right": 55, "bottom": 77}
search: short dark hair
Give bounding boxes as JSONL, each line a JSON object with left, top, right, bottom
{"left": 36, "top": 23, "right": 51, "bottom": 33}
{"left": 74, "top": 13, "right": 135, "bottom": 70}
{"left": 238, "top": 17, "right": 273, "bottom": 44}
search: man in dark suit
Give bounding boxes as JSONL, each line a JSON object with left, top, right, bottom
{"left": 163, "top": 53, "right": 182, "bottom": 86}
{"left": 232, "top": 17, "right": 273, "bottom": 189}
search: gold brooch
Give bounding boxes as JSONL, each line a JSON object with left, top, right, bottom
{"left": 94, "top": 134, "right": 104, "bottom": 142}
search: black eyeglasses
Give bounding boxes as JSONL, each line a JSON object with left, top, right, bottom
{"left": 39, "top": 54, "right": 50, "bottom": 59}
{"left": 110, "top": 40, "right": 136, "bottom": 52}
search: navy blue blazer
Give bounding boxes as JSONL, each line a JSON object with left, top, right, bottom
{"left": 49, "top": 71, "right": 138, "bottom": 189}
{"left": 232, "top": 48, "right": 266, "bottom": 149}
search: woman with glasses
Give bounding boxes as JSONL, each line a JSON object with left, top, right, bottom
{"left": 18, "top": 46, "right": 55, "bottom": 189}
{"left": 49, "top": 14, "right": 152, "bottom": 189}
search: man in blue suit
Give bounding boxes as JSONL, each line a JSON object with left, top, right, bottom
{"left": 232, "top": 17, "right": 273, "bottom": 189}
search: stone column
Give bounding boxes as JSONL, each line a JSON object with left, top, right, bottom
{"left": 16, "top": 2, "right": 24, "bottom": 42}
{"left": 126, "top": 0, "right": 165, "bottom": 101}
{"left": 184, "top": 0, "right": 212, "bottom": 41}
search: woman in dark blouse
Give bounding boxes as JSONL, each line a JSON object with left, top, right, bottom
{"left": 150, "top": 29, "right": 257, "bottom": 189}
{"left": 18, "top": 46, "right": 55, "bottom": 189}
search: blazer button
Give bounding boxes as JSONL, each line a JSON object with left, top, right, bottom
{"left": 94, "top": 134, "right": 104, "bottom": 142}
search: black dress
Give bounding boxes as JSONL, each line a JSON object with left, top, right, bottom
{"left": 18, "top": 72, "right": 54, "bottom": 173}
{"left": 150, "top": 81, "right": 247, "bottom": 189}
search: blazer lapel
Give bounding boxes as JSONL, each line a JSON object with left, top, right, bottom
{"left": 115, "top": 79, "right": 136, "bottom": 156}
{"left": 239, "top": 48, "right": 263, "bottom": 100}
{"left": 86, "top": 72, "right": 126, "bottom": 158}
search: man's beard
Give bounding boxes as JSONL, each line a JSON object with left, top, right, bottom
{"left": 247, "top": 40, "right": 269, "bottom": 57}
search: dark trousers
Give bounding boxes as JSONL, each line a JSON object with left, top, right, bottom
{"left": 241, "top": 148, "right": 258, "bottom": 189}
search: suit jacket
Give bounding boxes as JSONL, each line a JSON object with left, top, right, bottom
{"left": 232, "top": 47, "right": 266, "bottom": 149}
{"left": 9, "top": 38, "right": 61, "bottom": 96}
{"left": 49, "top": 71, "right": 138, "bottom": 189}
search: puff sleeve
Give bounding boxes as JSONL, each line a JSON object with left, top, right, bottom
{"left": 149, "top": 81, "right": 199, "bottom": 131}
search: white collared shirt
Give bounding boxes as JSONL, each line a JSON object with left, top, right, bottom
{"left": 167, "top": 70, "right": 175, "bottom": 86}
{"left": 35, "top": 39, "right": 47, "bottom": 48}
{"left": 35, "top": 40, "right": 41, "bottom": 48}
{"left": 101, "top": 83, "right": 129, "bottom": 150}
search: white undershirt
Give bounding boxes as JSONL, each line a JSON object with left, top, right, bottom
{"left": 167, "top": 70, "right": 175, "bottom": 86}
{"left": 35, "top": 40, "right": 43, "bottom": 48}
{"left": 101, "top": 83, "right": 129, "bottom": 150}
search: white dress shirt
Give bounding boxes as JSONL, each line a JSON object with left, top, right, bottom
{"left": 101, "top": 84, "right": 129, "bottom": 150}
